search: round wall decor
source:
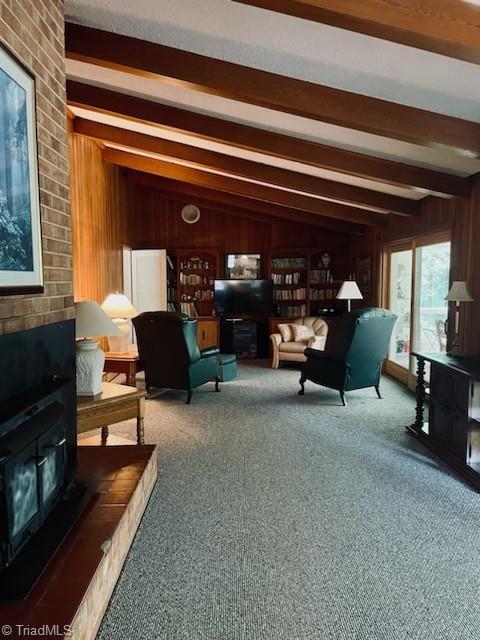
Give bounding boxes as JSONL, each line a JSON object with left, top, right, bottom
{"left": 181, "top": 204, "right": 201, "bottom": 224}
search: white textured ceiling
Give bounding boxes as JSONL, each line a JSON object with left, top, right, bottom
{"left": 67, "top": 60, "right": 480, "bottom": 177}
{"left": 65, "top": 0, "right": 480, "bottom": 120}
{"left": 64, "top": 0, "right": 480, "bottom": 205}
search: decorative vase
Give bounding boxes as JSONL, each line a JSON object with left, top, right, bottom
{"left": 76, "top": 338, "right": 105, "bottom": 396}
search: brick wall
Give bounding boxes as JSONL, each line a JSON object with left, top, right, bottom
{"left": 0, "top": 0, "right": 73, "bottom": 334}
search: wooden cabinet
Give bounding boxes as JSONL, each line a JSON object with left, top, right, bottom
{"left": 411, "top": 352, "right": 480, "bottom": 490}
{"left": 197, "top": 318, "right": 219, "bottom": 350}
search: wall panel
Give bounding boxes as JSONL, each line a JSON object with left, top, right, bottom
{"left": 131, "top": 186, "right": 354, "bottom": 278}
{"left": 69, "top": 134, "right": 132, "bottom": 304}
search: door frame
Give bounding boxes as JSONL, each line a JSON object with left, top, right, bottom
{"left": 383, "top": 229, "right": 451, "bottom": 390}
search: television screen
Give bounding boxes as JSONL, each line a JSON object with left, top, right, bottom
{"left": 214, "top": 279, "right": 273, "bottom": 315}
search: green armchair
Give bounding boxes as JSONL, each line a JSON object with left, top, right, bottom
{"left": 133, "top": 311, "right": 220, "bottom": 404}
{"left": 299, "top": 307, "right": 397, "bottom": 405}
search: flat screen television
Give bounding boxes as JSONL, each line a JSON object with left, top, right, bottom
{"left": 214, "top": 279, "right": 273, "bottom": 316}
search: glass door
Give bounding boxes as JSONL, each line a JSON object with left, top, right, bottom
{"left": 384, "top": 232, "right": 451, "bottom": 388}
{"left": 385, "top": 244, "right": 413, "bottom": 384}
{"left": 411, "top": 239, "right": 450, "bottom": 381}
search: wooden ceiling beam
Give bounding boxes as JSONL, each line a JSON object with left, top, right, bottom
{"left": 74, "top": 118, "right": 418, "bottom": 216}
{"left": 233, "top": 0, "right": 480, "bottom": 65}
{"left": 67, "top": 81, "right": 469, "bottom": 198}
{"left": 65, "top": 23, "right": 480, "bottom": 154}
{"left": 103, "top": 147, "right": 384, "bottom": 226}
{"left": 130, "top": 172, "right": 366, "bottom": 235}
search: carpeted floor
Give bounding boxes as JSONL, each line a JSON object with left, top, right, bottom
{"left": 97, "top": 361, "right": 480, "bottom": 640}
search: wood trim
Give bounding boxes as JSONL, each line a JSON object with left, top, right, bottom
{"left": 67, "top": 82, "right": 469, "bottom": 198}
{"left": 130, "top": 172, "right": 366, "bottom": 235}
{"left": 103, "top": 147, "right": 384, "bottom": 226}
{"left": 233, "top": 0, "right": 480, "bottom": 65}
{"left": 74, "top": 118, "right": 419, "bottom": 216}
{"left": 65, "top": 23, "right": 480, "bottom": 153}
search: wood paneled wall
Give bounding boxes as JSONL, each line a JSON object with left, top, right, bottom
{"left": 131, "top": 186, "right": 354, "bottom": 278}
{"left": 69, "top": 133, "right": 133, "bottom": 304}
{"left": 380, "top": 176, "right": 480, "bottom": 356}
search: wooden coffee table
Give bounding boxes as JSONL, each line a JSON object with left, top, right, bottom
{"left": 77, "top": 382, "right": 146, "bottom": 444}
{"left": 103, "top": 348, "right": 144, "bottom": 387}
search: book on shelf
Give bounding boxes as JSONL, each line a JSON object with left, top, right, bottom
{"left": 310, "top": 269, "right": 331, "bottom": 285}
{"left": 276, "top": 303, "right": 307, "bottom": 318}
{"left": 274, "top": 288, "right": 306, "bottom": 301}
{"left": 180, "top": 302, "right": 198, "bottom": 318}
{"left": 272, "top": 272, "right": 303, "bottom": 285}
{"left": 271, "top": 257, "right": 306, "bottom": 270}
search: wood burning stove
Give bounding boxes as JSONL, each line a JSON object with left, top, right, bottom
{"left": 0, "top": 321, "right": 87, "bottom": 599}
{"left": 0, "top": 382, "right": 71, "bottom": 569}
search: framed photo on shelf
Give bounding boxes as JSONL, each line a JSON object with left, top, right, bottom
{"left": 357, "top": 254, "right": 372, "bottom": 298}
{"left": 225, "top": 253, "right": 261, "bottom": 279}
{"left": 0, "top": 44, "right": 43, "bottom": 295}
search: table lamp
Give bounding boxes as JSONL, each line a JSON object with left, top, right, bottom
{"left": 337, "top": 280, "right": 363, "bottom": 312}
{"left": 75, "top": 300, "right": 120, "bottom": 397}
{"left": 445, "top": 281, "right": 473, "bottom": 353}
{"left": 101, "top": 293, "right": 138, "bottom": 354}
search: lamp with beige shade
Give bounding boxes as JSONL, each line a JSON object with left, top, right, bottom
{"left": 101, "top": 293, "right": 138, "bottom": 354}
{"left": 75, "top": 301, "right": 120, "bottom": 397}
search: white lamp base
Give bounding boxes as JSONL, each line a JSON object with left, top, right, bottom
{"left": 76, "top": 338, "right": 105, "bottom": 397}
{"left": 106, "top": 318, "right": 131, "bottom": 354}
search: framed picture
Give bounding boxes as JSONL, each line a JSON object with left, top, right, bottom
{"left": 225, "top": 253, "right": 261, "bottom": 279}
{"left": 0, "top": 44, "right": 43, "bottom": 295}
{"left": 357, "top": 254, "right": 372, "bottom": 298}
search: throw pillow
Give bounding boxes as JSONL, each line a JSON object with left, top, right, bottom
{"left": 291, "top": 324, "right": 315, "bottom": 343}
{"left": 278, "top": 323, "right": 293, "bottom": 342}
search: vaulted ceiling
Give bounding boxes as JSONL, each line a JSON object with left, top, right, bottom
{"left": 64, "top": 0, "right": 480, "bottom": 235}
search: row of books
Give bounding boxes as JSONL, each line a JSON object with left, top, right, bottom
{"left": 271, "top": 257, "right": 306, "bottom": 269}
{"left": 274, "top": 288, "right": 307, "bottom": 301}
{"left": 180, "top": 302, "right": 198, "bottom": 317}
{"left": 271, "top": 272, "right": 304, "bottom": 285}
{"left": 310, "top": 289, "right": 336, "bottom": 301}
{"left": 310, "top": 269, "right": 333, "bottom": 284}
{"left": 277, "top": 304, "right": 308, "bottom": 318}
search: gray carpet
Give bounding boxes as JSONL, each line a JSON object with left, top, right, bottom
{"left": 97, "top": 361, "right": 480, "bottom": 640}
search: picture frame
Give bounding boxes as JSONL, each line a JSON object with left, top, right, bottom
{"left": 225, "top": 253, "right": 261, "bottom": 279}
{"left": 357, "top": 254, "right": 372, "bottom": 298}
{"left": 0, "top": 43, "right": 43, "bottom": 295}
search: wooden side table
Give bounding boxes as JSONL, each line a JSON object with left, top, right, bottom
{"left": 77, "top": 382, "right": 147, "bottom": 445}
{"left": 104, "top": 349, "right": 144, "bottom": 387}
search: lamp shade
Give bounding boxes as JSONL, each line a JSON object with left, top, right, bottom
{"left": 337, "top": 280, "right": 363, "bottom": 301}
{"left": 445, "top": 281, "right": 473, "bottom": 302}
{"left": 101, "top": 293, "right": 138, "bottom": 319}
{"left": 75, "top": 301, "right": 120, "bottom": 339}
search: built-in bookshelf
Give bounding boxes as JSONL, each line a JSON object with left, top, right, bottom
{"left": 308, "top": 252, "right": 340, "bottom": 314}
{"left": 269, "top": 251, "right": 343, "bottom": 317}
{"left": 270, "top": 255, "right": 308, "bottom": 318}
{"left": 176, "top": 249, "right": 220, "bottom": 317}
